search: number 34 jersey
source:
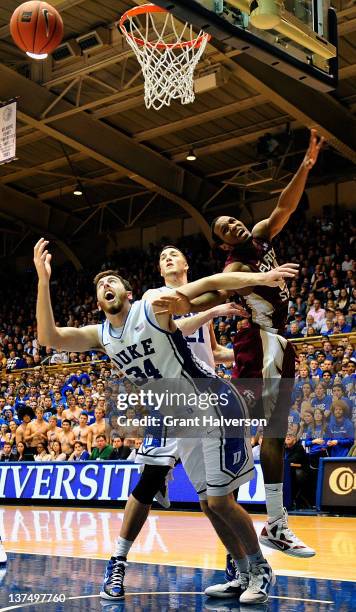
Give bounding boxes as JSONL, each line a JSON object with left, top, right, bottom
{"left": 97, "top": 298, "right": 214, "bottom": 385}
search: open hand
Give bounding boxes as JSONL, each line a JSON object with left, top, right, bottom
{"left": 152, "top": 292, "right": 191, "bottom": 316}
{"left": 34, "top": 238, "right": 52, "bottom": 283}
{"left": 213, "top": 302, "right": 249, "bottom": 319}
{"left": 264, "top": 263, "right": 299, "bottom": 287}
{"left": 303, "top": 128, "right": 324, "bottom": 170}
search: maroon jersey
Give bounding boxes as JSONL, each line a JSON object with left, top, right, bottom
{"left": 225, "top": 236, "right": 289, "bottom": 335}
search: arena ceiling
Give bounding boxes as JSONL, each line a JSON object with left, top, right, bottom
{"left": 0, "top": 0, "right": 355, "bottom": 266}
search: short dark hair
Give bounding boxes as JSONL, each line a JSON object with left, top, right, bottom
{"left": 96, "top": 434, "right": 106, "bottom": 441}
{"left": 74, "top": 441, "right": 83, "bottom": 447}
{"left": 62, "top": 419, "right": 71, "bottom": 426}
{"left": 211, "top": 217, "right": 223, "bottom": 245}
{"left": 93, "top": 270, "right": 132, "bottom": 292}
{"left": 159, "top": 245, "right": 187, "bottom": 261}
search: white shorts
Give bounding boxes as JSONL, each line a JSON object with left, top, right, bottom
{"left": 177, "top": 431, "right": 254, "bottom": 500}
{"left": 135, "top": 437, "right": 179, "bottom": 468}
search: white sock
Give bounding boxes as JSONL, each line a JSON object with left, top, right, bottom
{"left": 115, "top": 536, "right": 133, "bottom": 559}
{"left": 247, "top": 550, "right": 266, "bottom": 567}
{"left": 265, "top": 483, "right": 283, "bottom": 522}
{"left": 233, "top": 556, "right": 249, "bottom": 574}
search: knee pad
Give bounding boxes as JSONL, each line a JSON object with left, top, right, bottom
{"left": 132, "top": 464, "right": 170, "bottom": 505}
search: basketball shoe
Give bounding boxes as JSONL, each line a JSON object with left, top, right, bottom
{"left": 224, "top": 553, "right": 236, "bottom": 582}
{"left": 259, "top": 509, "right": 315, "bottom": 557}
{"left": 239, "top": 562, "right": 275, "bottom": 604}
{"left": 0, "top": 539, "right": 7, "bottom": 565}
{"left": 100, "top": 557, "right": 127, "bottom": 600}
{"left": 205, "top": 572, "right": 249, "bottom": 599}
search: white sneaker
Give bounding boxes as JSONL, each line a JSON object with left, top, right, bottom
{"left": 0, "top": 540, "right": 7, "bottom": 564}
{"left": 259, "top": 508, "right": 315, "bottom": 557}
{"left": 239, "top": 563, "right": 275, "bottom": 604}
{"left": 205, "top": 572, "right": 249, "bottom": 599}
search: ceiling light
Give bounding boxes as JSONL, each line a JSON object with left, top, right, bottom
{"left": 186, "top": 149, "right": 197, "bottom": 161}
{"left": 73, "top": 185, "right": 83, "bottom": 196}
{"left": 26, "top": 52, "right": 48, "bottom": 60}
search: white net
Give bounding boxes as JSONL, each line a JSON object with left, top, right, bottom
{"left": 120, "top": 6, "right": 210, "bottom": 111}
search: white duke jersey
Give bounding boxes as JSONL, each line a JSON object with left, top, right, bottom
{"left": 157, "top": 285, "right": 215, "bottom": 369}
{"left": 97, "top": 299, "right": 214, "bottom": 385}
{"left": 98, "top": 299, "right": 250, "bottom": 476}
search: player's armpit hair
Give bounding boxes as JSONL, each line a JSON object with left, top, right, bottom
{"left": 132, "top": 464, "right": 170, "bottom": 504}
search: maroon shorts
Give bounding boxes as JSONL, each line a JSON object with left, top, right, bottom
{"left": 231, "top": 325, "right": 295, "bottom": 435}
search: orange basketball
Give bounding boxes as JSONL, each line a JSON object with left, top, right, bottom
{"left": 10, "top": 1, "right": 63, "bottom": 59}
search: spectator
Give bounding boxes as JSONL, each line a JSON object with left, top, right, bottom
{"left": 311, "top": 383, "right": 332, "bottom": 417}
{"left": 326, "top": 400, "right": 354, "bottom": 457}
{"left": 341, "top": 254, "right": 353, "bottom": 272}
{"left": 68, "top": 440, "right": 90, "bottom": 461}
{"left": 58, "top": 419, "right": 75, "bottom": 457}
{"left": 298, "top": 407, "right": 314, "bottom": 442}
{"left": 34, "top": 442, "right": 52, "bottom": 462}
{"left": 0, "top": 441, "right": 15, "bottom": 461}
{"left": 50, "top": 440, "right": 67, "bottom": 461}
{"left": 88, "top": 407, "right": 111, "bottom": 453}
{"left": 25, "top": 407, "right": 49, "bottom": 455}
{"left": 307, "top": 299, "right": 326, "bottom": 326}
{"left": 127, "top": 438, "right": 143, "bottom": 461}
{"left": 72, "top": 413, "right": 90, "bottom": 449}
{"left": 336, "top": 289, "right": 350, "bottom": 314}
{"left": 62, "top": 396, "right": 82, "bottom": 425}
{"left": 284, "top": 433, "right": 310, "bottom": 508}
{"left": 15, "top": 440, "right": 34, "bottom": 461}
{"left": 288, "top": 403, "right": 301, "bottom": 435}
{"left": 15, "top": 404, "right": 35, "bottom": 445}
{"left": 301, "top": 382, "right": 313, "bottom": 402}
{"left": 109, "top": 436, "right": 132, "bottom": 460}
{"left": 286, "top": 322, "right": 303, "bottom": 340}
{"left": 302, "top": 314, "right": 318, "bottom": 336}
{"left": 5, "top": 420, "right": 17, "bottom": 450}
{"left": 90, "top": 434, "right": 113, "bottom": 460}
{"left": 0, "top": 423, "right": 9, "bottom": 450}
{"left": 47, "top": 415, "right": 62, "bottom": 449}
{"left": 304, "top": 415, "right": 328, "bottom": 477}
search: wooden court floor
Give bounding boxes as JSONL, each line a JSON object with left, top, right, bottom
{"left": 0, "top": 506, "right": 356, "bottom": 612}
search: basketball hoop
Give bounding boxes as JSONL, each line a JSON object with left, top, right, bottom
{"left": 119, "top": 4, "right": 211, "bottom": 110}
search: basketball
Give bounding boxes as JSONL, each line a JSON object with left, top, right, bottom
{"left": 10, "top": 1, "right": 63, "bottom": 59}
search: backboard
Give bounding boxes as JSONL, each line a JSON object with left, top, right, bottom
{"left": 152, "top": 0, "right": 338, "bottom": 91}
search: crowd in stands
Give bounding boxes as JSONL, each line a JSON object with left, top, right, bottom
{"left": 0, "top": 366, "right": 144, "bottom": 463}
{"left": 0, "top": 207, "right": 354, "bottom": 508}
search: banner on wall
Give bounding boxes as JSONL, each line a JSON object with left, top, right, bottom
{"left": 317, "top": 458, "right": 356, "bottom": 510}
{"left": 0, "top": 99, "right": 17, "bottom": 165}
{"left": 0, "top": 461, "right": 265, "bottom": 504}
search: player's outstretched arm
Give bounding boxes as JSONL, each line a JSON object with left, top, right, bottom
{"left": 178, "top": 264, "right": 299, "bottom": 300}
{"left": 34, "top": 238, "right": 100, "bottom": 351}
{"left": 253, "top": 128, "right": 324, "bottom": 240}
{"left": 151, "top": 264, "right": 298, "bottom": 316}
{"left": 175, "top": 302, "right": 247, "bottom": 337}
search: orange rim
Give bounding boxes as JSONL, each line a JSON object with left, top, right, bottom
{"left": 119, "top": 3, "right": 211, "bottom": 50}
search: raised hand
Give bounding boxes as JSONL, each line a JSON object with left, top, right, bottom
{"left": 303, "top": 128, "right": 324, "bottom": 170}
{"left": 213, "top": 302, "right": 249, "bottom": 319}
{"left": 34, "top": 238, "right": 52, "bottom": 283}
{"left": 152, "top": 292, "right": 191, "bottom": 316}
{"left": 264, "top": 263, "right": 299, "bottom": 287}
